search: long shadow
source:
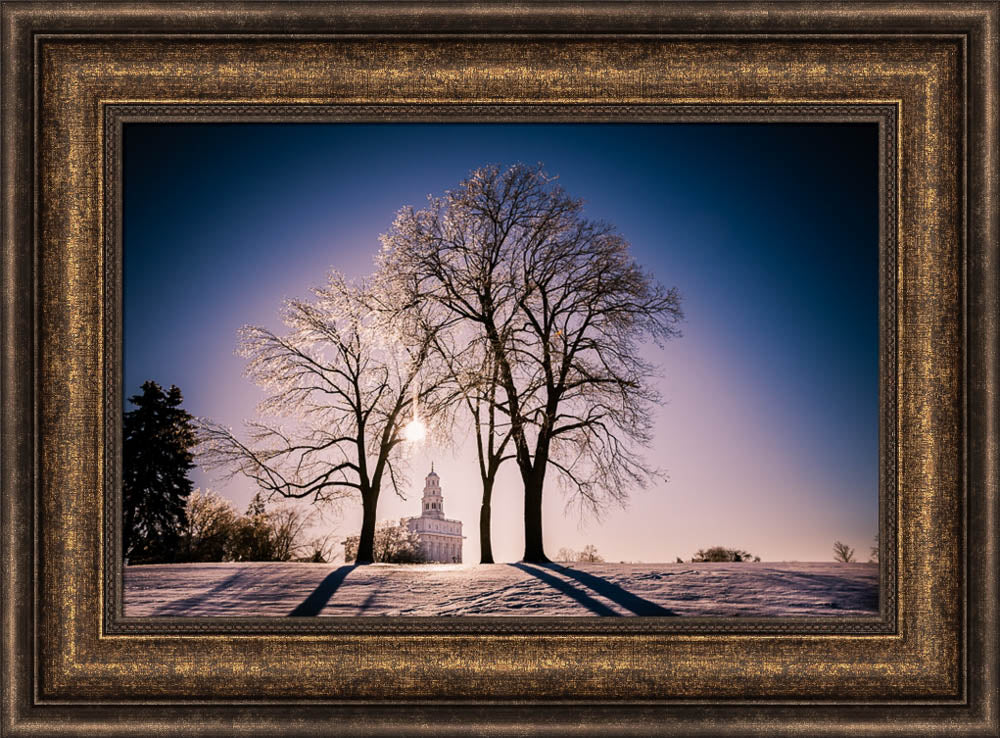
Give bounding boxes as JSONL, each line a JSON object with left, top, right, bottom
{"left": 288, "top": 565, "right": 358, "bottom": 616}
{"left": 541, "top": 563, "right": 678, "bottom": 616}
{"left": 511, "top": 563, "right": 620, "bottom": 616}
{"left": 153, "top": 569, "right": 253, "bottom": 617}
{"left": 357, "top": 591, "right": 378, "bottom": 614}
{"left": 755, "top": 568, "right": 879, "bottom": 611}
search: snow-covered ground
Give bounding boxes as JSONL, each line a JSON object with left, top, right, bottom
{"left": 124, "top": 561, "right": 878, "bottom": 617}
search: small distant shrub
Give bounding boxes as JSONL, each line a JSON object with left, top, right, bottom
{"left": 301, "top": 548, "right": 328, "bottom": 563}
{"left": 833, "top": 540, "right": 856, "bottom": 563}
{"left": 294, "top": 532, "right": 338, "bottom": 564}
{"left": 869, "top": 534, "right": 879, "bottom": 563}
{"left": 691, "top": 546, "right": 759, "bottom": 563}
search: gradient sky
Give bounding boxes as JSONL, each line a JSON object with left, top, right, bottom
{"left": 124, "top": 122, "right": 879, "bottom": 563}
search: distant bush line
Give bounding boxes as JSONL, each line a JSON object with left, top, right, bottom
{"left": 128, "top": 490, "right": 334, "bottom": 565}
{"left": 689, "top": 547, "right": 760, "bottom": 563}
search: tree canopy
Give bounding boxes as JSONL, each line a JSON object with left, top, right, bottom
{"left": 379, "top": 163, "right": 683, "bottom": 561}
{"left": 198, "top": 274, "right": 449, "bottom": 563}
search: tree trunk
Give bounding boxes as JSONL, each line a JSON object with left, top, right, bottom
{"left": 521, "top": 475, "right": 549, "bottom": 563}
{"left": 355, "top": 493, "right": 377, "bottom": 564}
{"left": 479, "top": 479, "right": 495, "bottom": 564}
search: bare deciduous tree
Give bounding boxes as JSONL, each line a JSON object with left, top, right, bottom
{"left": 180, "top": 489, "right": 239, "bottom": 562}
{"left": 556, "top": 547, "right": 577, "bottom": 562}
{"left": 429, "top": 328, "right": 514, "bottom": 564}
{"left": 833, "top": 540, "right": 856, "bottom": 563}
{"left": 374, "top": 258, "right": 515, "bottom": 565}
{"left": 380, "top": 163, "right": 683, "bottom": 562}
{"left": 555, "top": 544, "right": 605, "bottom": 563}
{"left": 577, "top": 544, "right": 604, "bottom": 563}
{"left": 197, "top": 273, "right": 445, "bottom": 564}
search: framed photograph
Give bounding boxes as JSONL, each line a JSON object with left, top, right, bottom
{"left": 118, "top": 120, "right": 884, "bottom": 625}
{"left": 2, "top": 2, "right": 996, "bottom": 736}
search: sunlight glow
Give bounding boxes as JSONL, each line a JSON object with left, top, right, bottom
{"left": 403, "top": 417, "right": 427, "bottom": 443}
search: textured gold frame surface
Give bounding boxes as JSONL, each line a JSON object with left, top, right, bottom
{"left": 2, "top": 2, "right": 997, "bottom": 736}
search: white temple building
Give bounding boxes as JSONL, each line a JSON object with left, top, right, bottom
{"left": 401, "top": 465, "right": 464, "bottom": 563}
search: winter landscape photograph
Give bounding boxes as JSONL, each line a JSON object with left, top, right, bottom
{"left": 122, "top": 122, "right": 880, "bottom": 617}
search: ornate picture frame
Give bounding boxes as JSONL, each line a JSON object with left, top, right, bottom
{"left": 2, "top": 2, "right": 996, "bottom": 735}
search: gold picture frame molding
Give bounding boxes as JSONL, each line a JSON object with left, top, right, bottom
{"left": 40, "top": 37, "right": 958, "bottom": 696}
{"left": 3, "top": 3, "right": 997, "bottom": 736}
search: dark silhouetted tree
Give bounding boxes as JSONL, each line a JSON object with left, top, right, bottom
{"left": 427, "top": 328, "right": 514, "bottom": 564}
{"left": 123, "top": 381, "right": 196, "bottom": 563}
{"left": 197, "top": 274, "right": 448, "bottom": 564}
{"left": 833, "top": 540, "right": 856, "bottom": 563}
{"left": 380, "top": 164, "right": 683, "bottom": 563}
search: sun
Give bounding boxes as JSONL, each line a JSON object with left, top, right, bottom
{"left": 403, "top": 417, "right": 427, "bottom": 443}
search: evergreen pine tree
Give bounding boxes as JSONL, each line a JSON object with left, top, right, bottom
{"left": 123, "top": 381, "right": 196, "bottom": 563}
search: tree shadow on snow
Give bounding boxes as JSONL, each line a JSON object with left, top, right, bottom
{"left": 288, "top": 565, "right": 358, "bottom": 616}
{"left": 511, "top": 563, "right": 621, "bottom": 616}
{"left": 152, "top": 569, "right": 256, "bottom": 616}
{"left": 755, "top": 568, "right": 879, "bottom": 611}
{"left": 541, "top": 563, "right": 678, "bottom": 616}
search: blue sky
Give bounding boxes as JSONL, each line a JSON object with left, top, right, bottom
{"left": 124, "top": 122, "right": 879, "bottom": 563}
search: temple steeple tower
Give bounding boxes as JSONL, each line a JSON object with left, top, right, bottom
{"left": 421, "top": 465, "right": 444, "bottom": 519}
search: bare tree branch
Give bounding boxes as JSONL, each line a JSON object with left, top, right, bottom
{"left": 379, "top": 163, "right": 683, "bottom": 562}
{"left": 196, "top": 273, "right": 449, "bottom": 563}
